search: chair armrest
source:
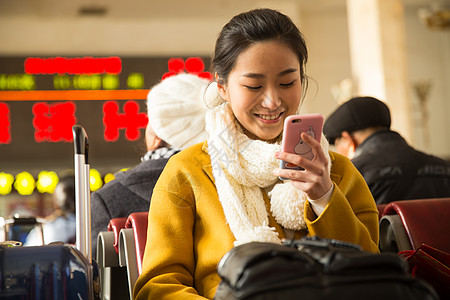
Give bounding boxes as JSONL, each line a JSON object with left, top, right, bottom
{"left": 96, "top": 231, "right": 119, "bottom": 268}
{"left": 118, "top": 228, "right": 139, "bottom": 300}
{"left": 379, "top": 214, "right": 412, "bottom": 252}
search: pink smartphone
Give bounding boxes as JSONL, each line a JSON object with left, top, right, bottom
{"left": 279, "top": 113, "right": 323, "bottom": 179}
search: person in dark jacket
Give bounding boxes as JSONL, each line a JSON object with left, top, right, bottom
{"left": 90, "top": 73, "right": 209, "bottom": 255}
{"left": 323, "top": 96, "right": 450, "bottom": 204}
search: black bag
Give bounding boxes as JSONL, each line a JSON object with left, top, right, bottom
{"left": 214, "top": 236, "right": 439, "bottom": 300}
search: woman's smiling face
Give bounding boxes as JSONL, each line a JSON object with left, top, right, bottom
{"left": 217, "top": 40, "right": 302, "bottom": 143}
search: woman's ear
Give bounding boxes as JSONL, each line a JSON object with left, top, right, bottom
{"left": 215, "top": 73, "right": 229, "bottom": 102}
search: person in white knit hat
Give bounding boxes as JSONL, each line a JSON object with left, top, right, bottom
{"left": 146, "top": 73, "right": 209, "bottom": 150}
{"left": 135, "top": 8, "right": 379, "bottom": 300}
{"left": 90, "top": 73, "right": 209, "bottom": 256}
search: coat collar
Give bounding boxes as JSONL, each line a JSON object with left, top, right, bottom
{"left": 201, "top": 141, "right": 215, "bottom": 184}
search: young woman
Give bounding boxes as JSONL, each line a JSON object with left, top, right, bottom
{"left": 134, "top": 8, "right": 379, "bottom": 300}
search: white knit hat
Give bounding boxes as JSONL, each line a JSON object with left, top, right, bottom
{"left": 147, "top": 73, "right": 209, "bottom": 149}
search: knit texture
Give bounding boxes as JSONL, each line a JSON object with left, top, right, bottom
{"left": 147, "top": 73, "right": 209, "bottom": 149}
{"left": 205, "top": 102, "right": 331, "bottom": 246}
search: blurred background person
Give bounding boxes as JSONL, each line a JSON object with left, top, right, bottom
{"left": 90, "top": 73, "right": 209, "bottom": 255}
{"left": 25, "top": 173, "right": 76, "bottom": 245}
{"left": 323, "top": 96, "right": 450, "bottom": 204}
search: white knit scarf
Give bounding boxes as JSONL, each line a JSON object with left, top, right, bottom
{"left": 205, "top": 102, "right": 331, "bottom": 246}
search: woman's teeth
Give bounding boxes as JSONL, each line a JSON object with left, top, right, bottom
{"left": 257, "top": 113, "right": 281, "bottom": 120}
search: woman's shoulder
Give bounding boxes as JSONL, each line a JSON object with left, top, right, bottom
{"left": 329, "top": 150, "right": 361, "bottom": 178}
{"left": 166, "top": 141, "right": 210, "bottom": 168}
{"left": 329, "top": 150, "right": 353, "bottom": 168}
{"left": 155, "top": 141, "right": 213, "bottom": 198}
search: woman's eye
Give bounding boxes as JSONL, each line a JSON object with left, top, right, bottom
{"left": 245, "top": 85, "right": 262, "bottom": 90}
{"left": 280, "top": 80, "right": 295, "bottom": 87}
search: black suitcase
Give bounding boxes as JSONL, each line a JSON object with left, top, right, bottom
{"left": 214, "top": 236, "right": 440, "bottom": 300}
{"left": 0, "top": 125, "right": 99, "bottom": 299}
{"left": 0, "top": 244, "right": 94, "bottom": 299}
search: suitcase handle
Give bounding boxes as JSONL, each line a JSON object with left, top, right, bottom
{"left": 73, "top": 125, "right": 89, "bottom": 162}
{"left": 72, "top": 125, "right": 92, "bottom": 262}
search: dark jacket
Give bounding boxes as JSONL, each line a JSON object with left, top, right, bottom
{"left": 90, "top": 158, "right": 170, "bottom": 255}
{"left": 352, "top": 130, "right": 450, "bottom": 204}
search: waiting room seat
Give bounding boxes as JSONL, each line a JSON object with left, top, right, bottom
{"left": 124, "top": 212, "right": 148, "bottom": 274}
{"left": 118, "top": 212, "right": 149, "bottom": 300}
{"left": 379, "top": 198, "right": 450, "bottom": 253}
{"left": 108, "top": 217, "right": 127, "bottom": 254}
{"left": 97, "top": 217, "right": 129, "bottom": 300}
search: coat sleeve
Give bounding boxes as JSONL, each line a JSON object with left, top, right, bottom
{"left": 305, "top": 153, "right": 380, "bottom": 253}
{"left": 133, "top": 172, "right": 208, "bottom": 300}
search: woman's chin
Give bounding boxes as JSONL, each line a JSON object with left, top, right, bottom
{"left": 255, "top": 132, "right": 282, "bottom": 143}
{"left": 240, "top": 124, "right": 282, "bottom": 143}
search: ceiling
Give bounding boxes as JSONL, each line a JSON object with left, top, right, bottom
{"left": 0, "top": 0, "right": 444, "bottom": 19}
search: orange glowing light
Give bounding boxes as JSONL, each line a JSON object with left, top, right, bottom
{"left": 0, "top": 89, "right": 148, "bottom": 101}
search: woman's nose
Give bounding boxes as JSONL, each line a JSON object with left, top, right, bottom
{"left": 261, "top": 88, "right": 281, "bottom": 110}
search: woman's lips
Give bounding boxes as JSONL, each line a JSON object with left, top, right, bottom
{"left": 255, "top": 112, "right": 283, "bottom": 123}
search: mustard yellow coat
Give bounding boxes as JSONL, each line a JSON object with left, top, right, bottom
{"left": 134, "top": 142, "right": 379, "bottom": 300}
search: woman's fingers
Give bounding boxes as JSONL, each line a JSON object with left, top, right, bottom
{"left": 275, "top": 133, "right": 326, "bottom": 172}
{"left": 274, "top": 132, "right": 332, "bottom": 199}
{"left": 300, "top": 132, "right": 327, "bottom": 163}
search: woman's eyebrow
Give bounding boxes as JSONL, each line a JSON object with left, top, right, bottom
{"left": 241, "top": 68, "right": 298, "bottom": 79}
{"left": 241, "top": 72, "right": 264, "bottom": 79}
{"left": 278, "top": 68, "right": 298, "bottom": 76}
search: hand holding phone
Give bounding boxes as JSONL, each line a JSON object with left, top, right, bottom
{"left": 279, "top": 114, "right": 323, "bottom": 180}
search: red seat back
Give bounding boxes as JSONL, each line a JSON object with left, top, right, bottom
{"left": 381, "top": 198, "right": 450, "bottom": 252}
{"left": 107, "top": 217, "right": 127, "bottom": 254}
{"left": 125, "top": 212, "right": 148, "bottom": 275}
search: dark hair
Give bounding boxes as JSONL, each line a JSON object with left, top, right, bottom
{"left": 212, "top": 8, "right": 309, "bottom": 92}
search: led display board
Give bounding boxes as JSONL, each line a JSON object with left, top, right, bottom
{"left": 0, "top": 56, "right": 212, "bottom": 176}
